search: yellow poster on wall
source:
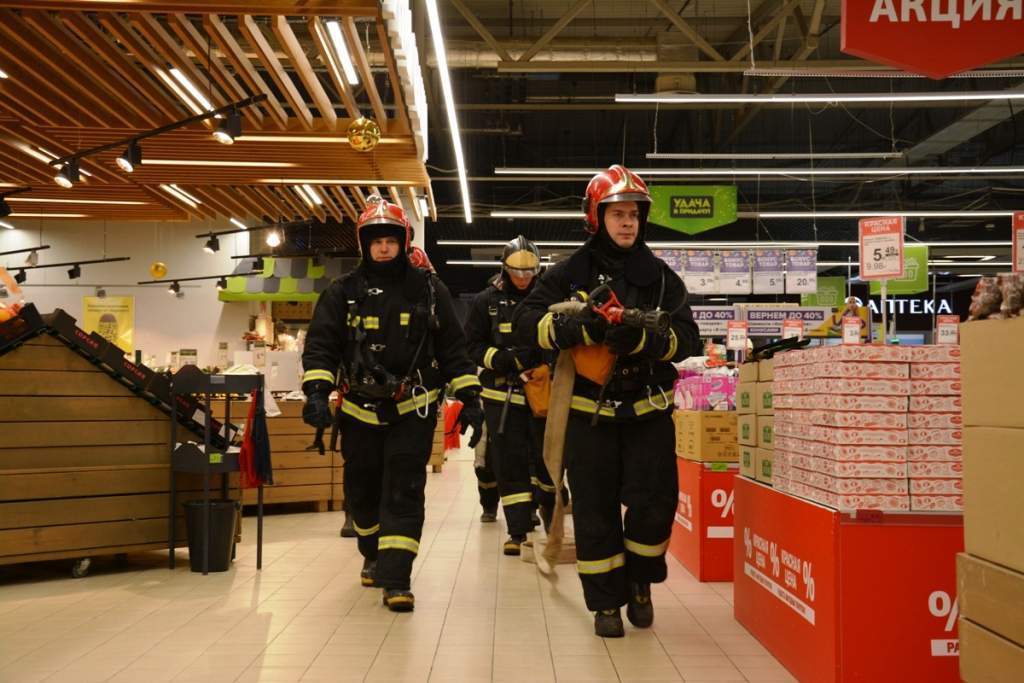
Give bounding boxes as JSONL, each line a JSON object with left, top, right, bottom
{"left": 82, "top": 296, "right": 134, "bottom": 353}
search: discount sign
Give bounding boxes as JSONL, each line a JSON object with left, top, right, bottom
{"left": 1014, "top": 211, "right": 1023, "bottom": 274}
{"left": 859, "top": 216, "right": 905, "bottom": 281}
{"left": 727, "top": 321, "right": 749, "bottom": 351}
{"left": 936, "top": 315, "right": 960, "bottom": 345}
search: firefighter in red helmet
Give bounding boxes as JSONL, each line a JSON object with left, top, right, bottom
{"left": 513, "top": 166, "right": 701, "bottom": 637}
{"left": 302, "top": 195, "right": 484, "bottom": 612}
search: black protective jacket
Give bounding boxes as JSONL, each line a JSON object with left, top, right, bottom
{"left": 302, "top": 263, "right": 480, "bottom": 426}
{"left": 512, "top": 242, "right": 701, "bottom": 421}
{"left": 464, "top": 275, "right": 548, "bottom": 406}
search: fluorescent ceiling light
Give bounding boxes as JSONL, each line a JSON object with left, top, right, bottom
{"left": 425, "top": 0, "right": 471, "bottom": 223}
{"left": 325, "top": 20, "right": 360, "bottom": 86}
{"left": 9, "top": 198, "right": 145, "bottom": 205}
{"left": 0, "top": 68, "right": 7, "bottom": 79}
{"left": 447, "top": 259, "right": 554, "bottom": 268}
{"left": 301, "top": 184, "right": 323, "bottom": 206}
{"left": 0, "top": 220, "right": 14, "bottom": 229}
{"left": 155, "top": 68, "right": 206, "bottom": 116}
{"left": 616, "top": 91, "right": 1024, "bottom": 104}
{"left": 495, "top": 167, "right": 1024, "bottom": 178}
{"left": 169, "top": 184, "right": 201, "bottom": 204}
{"left": 957, "top": 274, "right": 984, "bottom": 277}
{"left": 14, "top": 143, "right": 92, "bottom": 177}
{"left": 142, "top": 159, "right": 296, "bottom": 168}
{"left": 230, "top": 218, "right": 248, "bottom": 230}
{"left": 758, "top": 210, "right": 1015, "bottom": 218}
{"left": 10, "top": 213, "right": 88, "bottom": 218}
{"left": 490, "top": 211, "right": 584, "bottom": 219}
{"left": 647, "top": 152, "right": 904, "bottom": 161}
{"left": 944, "top": 255, "right": 996, "bottom": 261}
{"left": 418, "top": 196, "right": 429, "bottom": 218}
{"left": 159, "top": 184, "right": 199, "bottom": 208}
{"left": 237, "top": 135, "right": 402, "bottom": 144}
{"left": 169, "top": 68, "right": 214, "bottom": 112}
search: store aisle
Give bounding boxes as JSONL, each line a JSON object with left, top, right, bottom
{"left": 0, "top": 459, "right": 792, "bottom": 683}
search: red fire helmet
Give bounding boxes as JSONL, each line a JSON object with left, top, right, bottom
{"left": 356, "top": 195, "right": 412, "bottom": 253}
{"left": 581, "top": 165, "right": 651, "bottom": 234}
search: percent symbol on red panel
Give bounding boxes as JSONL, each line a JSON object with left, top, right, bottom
{"left": 711, "top": 489, "right": 735, "bottom": 518}
{"left": 928, "top": 591, "right": 959, "bottom": 632}
{"left": 802, "top": 561, "right": 816, "bottom": 601}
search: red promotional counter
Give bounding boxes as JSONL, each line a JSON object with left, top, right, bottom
{"left": 668, "top": 459, "right": 738, "bottom": 581}
{"left": 733, "top": 477, "right": 963, "bottom": 683}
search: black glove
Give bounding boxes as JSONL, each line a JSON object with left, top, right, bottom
{"left": 302, "top": 380, "right": 333, "bottom": 429}
{"left": 604, "top": 325, "right": 645, "bottom": 355}
{"left": 458, "top": 396, "right": 485, "bottom": 448}
{"left": 552, "top": 313, "right": 605, "bottom": 349}
{"left": 490, "top": 348, "right": 518, "bottom": 375}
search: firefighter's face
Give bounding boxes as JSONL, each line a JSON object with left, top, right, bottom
{"left": 369, "top": 236, "right": 401, "bottom": 262}
{"left": 508, "top": 271, "right": 535, "bottom": 291}
{"left": 603, "top": 201, "right": 640, "bottom": 248}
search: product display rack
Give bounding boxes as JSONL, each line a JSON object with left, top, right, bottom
{"left": 168, "top": 365, "right": 264, "bottom": 574}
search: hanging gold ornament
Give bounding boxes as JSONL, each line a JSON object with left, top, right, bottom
{"left": 347, "top": 116, "right": 381, "bottom": 152}
{"left": 149, "top": 261, "right": 168, "bottom": 279}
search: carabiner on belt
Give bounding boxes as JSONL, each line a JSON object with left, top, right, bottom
{"left": 646, "top": 385, "right": 671, "bottom": 411}
{"left": 411, "top": 370, "right": 430, "bottom": 419}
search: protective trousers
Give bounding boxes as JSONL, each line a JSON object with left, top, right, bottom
{"left": 565, "top": 410, "right": 678, "bottom": 611}
{"left": 483, "top": 402, "right": 537, "bottom": 536}
{"left": 341, "top": 409, "right": 436, "bottom": 590}
{"left": 526, "top": 415, "right": 560, "bottom": 510}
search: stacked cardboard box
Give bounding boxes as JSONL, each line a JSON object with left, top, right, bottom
{"left": 737, "top": 360, "right": 773, "bottom": 481}
{"left": 673, "top": 410, "right": 738, "bottom": 462}
{"left": 772, "top": 344, "right": 911, "bottom": 511}
{"left": 907, "top": 346, "right": 963, "bottom": 512}
{"left": 958, "top": 316, "right": 1024, "bottom": 681}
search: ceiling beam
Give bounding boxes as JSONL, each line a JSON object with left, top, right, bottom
{"left": 238, "top": 15, "right": 314, "bottom": 131}
{"left": 649, "top": 0, "right": 724, "bottom": 62}
{"left": 272, "top": 16, "right": 337, "bottom": 129}
{"left": 342, "top": 17, "right": 386, "bottom": 133}
{"left": 730, "top": 0, "right": 802, "bottom": 62}
{"left": 0, "top": 1, "right": 378, "bottom": 14}
{"left": 449, "top": 0, "right": 510, "bottom": 62}
{"left": 518, "top": 0, "right": 592, "bottom": 63}
{"left": 308, "top": 16, "right": 361, "bottom": 120}
{"left": 375, "top": 16, "right": 408, "bottom": 133}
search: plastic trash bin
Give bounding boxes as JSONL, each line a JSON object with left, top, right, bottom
{"left": 183, "top": 499, "right": 237, "bottom": 572}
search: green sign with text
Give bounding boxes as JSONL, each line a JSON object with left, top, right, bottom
{"left": 648, "top": 185, "right": 738, "bottom": 235}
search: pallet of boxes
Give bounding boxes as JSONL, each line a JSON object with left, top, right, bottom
{"left": 738, "top": 358, "right": 775, "bottom": 487}
{"left": 668, "top": 369, "right": 739, "bottom": 581}
{"left": 958, "top": 315, "right": 1024, "bottom": 682}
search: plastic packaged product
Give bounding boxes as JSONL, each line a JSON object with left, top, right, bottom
{"left": 908, "top": 413, "right": 963, "bottom": 429}
{"left": 909, "top": 346, "right": 961, "bottom": 363}
{"left": 908, "top": 429, "right": 963, "bottom": 446}
{"left": 909, "top": 396, "right": 963, "bottom": 413}
{"left": 969, "top": 276, "right": 1002, "bottom": 320}
{"left": 910, "top": 478, "right": 964, "bottom": 495}
{"left": 909, "top": 379, "right": 962, "bottom": 396}
{"left": 910, "top": 363, "right": 962, "bottom": 380}
{"left": 907, "top": 445, "right": 963, "bottom": 462}
{"left": 999, "top": 272, "right": 1024, "bottom": 317}
{"left": 908, "top": 461, "right": 963, "bottom": 478}
{"left": 910, "top": 495, "right": 963, "bottom": 512}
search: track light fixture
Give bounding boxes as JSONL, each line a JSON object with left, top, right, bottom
{"left": 203, "top": 234, "right": 220, "bottom": 254}
{"left": 254, "top": 256, "right": 265, "bottom": 270}
{"left": 168, "top": 281, "right": 181, "bottom": 295}
{"left": 266, "top": 229, "right": 282, "bottom": 248}
{"left": 55, "top": 160, "right": 80, "bottom": 189}
{"left": 95, "top": 286, "right": 107, "bottom": 298}
{"left": 67, "top": 264, "right": 81, "bottom": 280}
{"left": 116, "top": 141, "right": 142, "bottom": 173}
{"left": 216, "top": 277, "right": 228, "bottom": 291}
{"left": 14, "top": 269, "right": 26, "bottom": 284}
{"left": 213, "top": 110, "right": 242, "bottom": 145}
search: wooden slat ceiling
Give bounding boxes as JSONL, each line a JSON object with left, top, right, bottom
{"left": 0, "top": 3, "right": 429, "bottom": 225}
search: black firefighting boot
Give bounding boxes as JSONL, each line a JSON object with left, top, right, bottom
{"left": 538, "top": 504, "right": 553, "bottom": 534}
{"left": 530, "top": 510, "right": 541, "bottom": 529}
{"left": 382, "top": 589, "right": 415, "bottom": 613}
{"left": 480, "top": 506, "right": 498, "bottom": 523}
{"left": 339, "top": 510, "right": 356, "bottom": 538}
{"left": 503, "top": 534, "right": 526, "bottom": 556}
{"left": 594, "top": 608, "right": 625, "bottom": 638}
{"left": 626, "top": 582, "right": 654, "bottom": 628}
{"left": 360, "top": 558, "right": 376, "bottom": 587}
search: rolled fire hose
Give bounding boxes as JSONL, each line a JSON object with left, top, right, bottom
{"left": 536, "top": 348, "right": 576, "bottom": 575}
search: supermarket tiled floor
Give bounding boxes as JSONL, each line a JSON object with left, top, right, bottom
{"left": 0, "top": 457, "right": 793, "bottom": 682}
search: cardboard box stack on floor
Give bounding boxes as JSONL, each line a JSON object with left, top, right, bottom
{"left": 958, "top": 316, "right": 1024, "bottom": 681}
{"left": 737, "top": 360, "right": 760, "bottom": 478}
{"left": 772, "top": 345, "right": 912, "bottom": 511}
{"left": 907, "top": 346, "right": 963, "bottom": 512}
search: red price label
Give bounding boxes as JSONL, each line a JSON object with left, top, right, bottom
{"left": 859, "top": 216, "right": 906, "bottom": 281}
{"left": 1014, "top": 212, "right": 1024, "bottom": 274}
{"left": 843, "top": 317, "right": 863, "bottom": 345}
{"left": 727, "top": 321, "right": 749, "bottom": 351}
{"left": 936, "top": 315, "right": 960, "bottom": 345}
{"left": 782, "top": 319, "right": 804, "bottom": 340}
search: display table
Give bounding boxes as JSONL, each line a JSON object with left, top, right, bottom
{"left": 733, "top": 477, "right": 963, "bottom": 682}
{"left": 668, "top": 459, "right": 738, "bottom": 581}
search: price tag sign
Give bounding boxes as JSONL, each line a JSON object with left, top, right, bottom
{"left": 726, "top": 321, "right": 749, "bottom": 351}
{"left": 1014, "top": 211, "right": 1024, "bottom": 274}
{"left": 782, "top": 319, "right": 804, "bottom": 340}
{"left": 859, "top": 216, "right": 905, "bottom": 281}
{"left": 843, "top": 317, "right": 863, "bottom": 345}
{"left": 936, "top": 315, "right": 960, "bottom": 345}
